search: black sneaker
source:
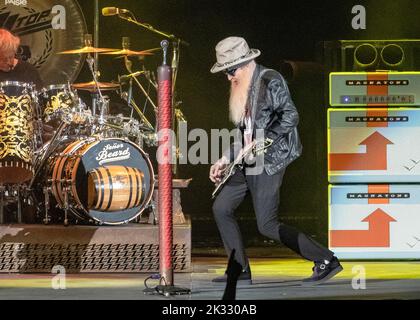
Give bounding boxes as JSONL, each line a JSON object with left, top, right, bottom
{"left": 212, "top": 269, "right": 252, "bottom": 285}
{"left": 302, "top": 256, "right": 343, "bottom": 286}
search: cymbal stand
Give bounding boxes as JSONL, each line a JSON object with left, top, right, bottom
{"left": 94, "top": 0, "right": 100, "bottom": 74}
{"left": 123, "top": 55, "right": 135, "bottom": 120}
{"left": 86, "top": 53, "right": 106, "bottom": 119}
{"left": 120, "top": 80, "right": 154, "bottom": 132}
{"left": 171, "top": 39, "right": 180, "bottom": 97}
{"left": 128, "top": 78, "right": 134, "bottom": 118}
{"left": 117, "top": 13, "right": 187, "bottom": 94}
{"left": 143, "top": 66, "right": 158, "bottom": 90}
{"left": 124, "top": 56, "right": 158, "bottom": 115}
{"left": 131, "top": 99, "right": 154, "bottom": 132}
{"left": 117, "top": 13, "right": 187, "bottom": 107}
{"left": 121, "top": 56, "right": 157, "bottom": 138}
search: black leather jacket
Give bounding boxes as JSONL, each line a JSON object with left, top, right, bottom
{"left": 224, "top": 64, "right": 302, "bottom": 175}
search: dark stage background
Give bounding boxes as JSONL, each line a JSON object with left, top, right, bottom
{"left": 75, "top": 0, "right": 420, "bottom": 249}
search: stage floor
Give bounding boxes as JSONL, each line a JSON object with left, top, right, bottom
{"left": 0, "top": 256, "right": 419, "bottom": 300}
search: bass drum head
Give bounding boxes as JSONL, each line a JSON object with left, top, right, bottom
{"left": 75, "top": 139, "right": 154, "bottom": 225}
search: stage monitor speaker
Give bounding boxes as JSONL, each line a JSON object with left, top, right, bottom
{"left": 319, "top": 40, "right": 420, "bottom": 72}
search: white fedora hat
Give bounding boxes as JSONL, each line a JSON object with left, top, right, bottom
{"left": 210, "top": 36, "right": 261, "bottom": 73}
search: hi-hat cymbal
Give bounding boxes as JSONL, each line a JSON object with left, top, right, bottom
{"left": 72, "top": 81, "right": 120, "bottom": 92}
{"left": 101, "top": 49, "right": 156, "bottom": 56}
{"left": 58, "top": 46, "right": 118, "bottom": 54}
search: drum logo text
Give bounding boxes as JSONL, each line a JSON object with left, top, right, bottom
{"left": 0, "top": 5, "right": 66, "bottom": 31}
{"left": 96, "top": 144, "right": 131, "bottom": 165}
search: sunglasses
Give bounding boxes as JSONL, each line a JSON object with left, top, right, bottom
{"left": 223, "top": 67, "right": 239, "bottom": 77}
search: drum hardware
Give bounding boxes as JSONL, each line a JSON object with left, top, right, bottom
{"left": 29, "top": 120, "right": 68, "bottom": 189}
{"left": 119, "top": 82, "right": 156, "bottom": 134}
{"left": 0, "top": 185, "right": 5, "bottom": 224}
{"left": 97, "top": 96, "right": 110, "bottom": 126}
{"left": 0, "top": 184, "right": 29, "bottom": 224}
{"left": 114, "top": 72, "right": 158, "bottom": 145}
{"left": 42, "top": 186, "right": 51, "bottom": 225}
{"left": 143, "top": 68, "right": 158, "bottom": 90}
{"left": 119, "top": 39, "right": 158, "bottom": 118}
{"left": 149, "top": 200, "right": 157, "bottom": 225}
{"left": 86, "top": 51, "right": 112, "bottom": 120}
{"left": 109, "top": 13, "right": 187, "bottom": 98}
{"left": 16, "top": 188, "right": 22, "bottom": 223}
{"left": 59, "top": 34, "right": 108, "bottom": 119}
{"left": 63, "top": 186, "right": 70, "bottom": 226}
{"left": 94, "top": 0, "right": 100, "bottom": 74}
{"left": 91, "top": 36, "right": 159, "bottom": 146}
{"left": 123, "top": 57, "right": 158, "bottom": 115}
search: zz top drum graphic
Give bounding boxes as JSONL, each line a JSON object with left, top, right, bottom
{"left": 0, "top": 0, "right": 87, "bottom": 85}
{"left": 35, "top": 138, "right": 155, "bottom": 225}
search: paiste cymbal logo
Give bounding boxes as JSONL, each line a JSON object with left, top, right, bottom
{"left": 5, "top": 0, "right": 27, "bottom": 6}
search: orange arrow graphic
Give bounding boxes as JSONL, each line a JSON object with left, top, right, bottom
{"left": 329, "top": 131, "right": 393, "bottom": 171}
{"left": 367, "top": 110, "right": 389, "bottom": 128}
{"left": 367, "top": 72, "right": 389, "bottom": 107}
{"left": 330, "top": 209, "right": 397, "bottom": 247}
{"left": 368, "top": 185, "right": 390, "bottom": 205}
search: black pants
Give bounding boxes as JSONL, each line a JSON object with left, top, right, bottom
{"left": 213, "top": 168, "right": 334, "bottom": 269}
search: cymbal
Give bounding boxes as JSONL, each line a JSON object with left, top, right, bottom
{"left": 72, "top": 81, "right": 120, "bottom": 92}
{"left": 57, "top": 46, "right": 118, "bottom": 54}
{"left": 101, "top": 48, "right": 157, "bottom": 56}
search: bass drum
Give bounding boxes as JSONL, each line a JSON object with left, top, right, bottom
{"left": 43, "top": 137, "right": 155, "bottom": 225}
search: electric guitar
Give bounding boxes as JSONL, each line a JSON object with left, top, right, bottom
{"left": 211, "top": 138, "right": 273, "bottom": 199}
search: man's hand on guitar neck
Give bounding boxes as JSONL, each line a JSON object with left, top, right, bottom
{"left": 209, "top": 156, "right": 230, "bottom": 183}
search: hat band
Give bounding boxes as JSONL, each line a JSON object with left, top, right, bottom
{"left": 217, "top": 51, "right": 253, "bottom": 68}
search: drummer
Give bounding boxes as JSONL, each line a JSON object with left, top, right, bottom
{"left": 0, "top": 28, "right": 55, "bottom": 141}
{"left": 0, "top": 28, "right": 43, "bottom": 88}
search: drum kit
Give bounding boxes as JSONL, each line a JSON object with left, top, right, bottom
{"left": 0, "top": 38, "right": 164, "bottom": 226}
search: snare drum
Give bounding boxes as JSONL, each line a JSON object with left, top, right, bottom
{"left": 38, "top": 84, "right": 75, "bottom": 125}
{"left": 41, "top": 137, "right": 155, "bottom": 225}
{"left": 0, "top": 81, "right": 37, "bottom": 184}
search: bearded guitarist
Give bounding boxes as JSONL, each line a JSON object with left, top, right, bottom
{"left": 209, "top": 37, "right": 343, "bottom": 286}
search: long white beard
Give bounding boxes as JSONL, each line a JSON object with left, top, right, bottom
{"left": 229, "top": 76, "right": 251, "bottom": 125}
